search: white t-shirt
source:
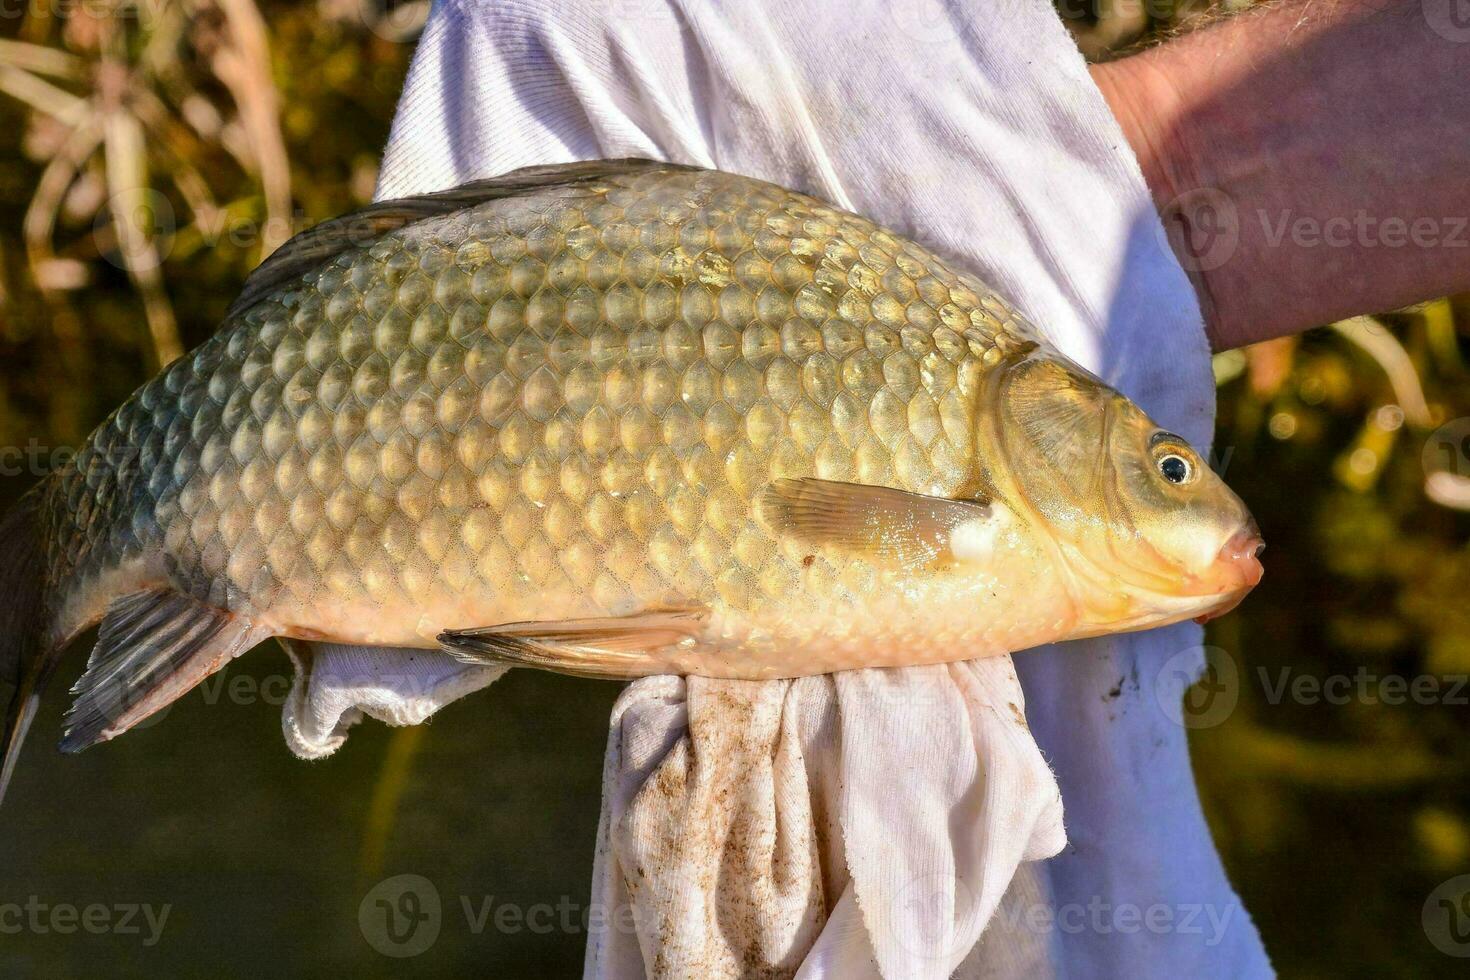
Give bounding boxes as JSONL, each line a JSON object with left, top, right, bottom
{"left": 290, "top": 0, "right": 1276, "bottom": 975}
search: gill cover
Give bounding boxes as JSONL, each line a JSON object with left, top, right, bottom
{"left": 976, "top": 347, "right": 1256, "bottom": 605}
{"left": 979, "top": 353, "right": 1117, "bottom": 533}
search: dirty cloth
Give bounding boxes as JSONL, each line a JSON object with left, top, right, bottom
{"left": 284, "top": 0, "right": 1273, "bottom": 976}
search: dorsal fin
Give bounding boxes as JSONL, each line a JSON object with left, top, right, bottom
{"left": 226, "top": 158, "right": 699, "bottom": 319}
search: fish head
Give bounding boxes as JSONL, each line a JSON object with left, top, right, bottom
{"left": 977, "top": 350, "right": 1263, "bottom": 635}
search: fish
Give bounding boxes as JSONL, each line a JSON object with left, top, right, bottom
{"left": 0, "top": 159, "right": 1263, "bottom": 802}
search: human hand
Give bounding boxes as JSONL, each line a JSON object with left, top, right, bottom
{"left": 1092, "top": 0, "right": 1470, "bottom": 351}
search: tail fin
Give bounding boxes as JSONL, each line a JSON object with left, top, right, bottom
{"left": 0, "top": 488, "right": 53, "bottom": 806}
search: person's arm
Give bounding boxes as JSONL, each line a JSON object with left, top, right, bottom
{"left": 1091, "top": 0, "right": 1470, "bottom": 351}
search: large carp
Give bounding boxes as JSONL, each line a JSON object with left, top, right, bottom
{"left": 0, "top": 160, "right": 1262, "bottom": 799}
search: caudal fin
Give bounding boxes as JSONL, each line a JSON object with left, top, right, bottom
{"left": 0, "top": 488, "right": 53, "bottom": 807}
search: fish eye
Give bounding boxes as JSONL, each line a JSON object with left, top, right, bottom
{"left": 1158, "top": 453, "right": 1192, "bottom": 485}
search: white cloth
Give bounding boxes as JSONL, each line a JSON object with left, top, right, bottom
{"left": 281, "top": 642, "right": 504, "bottom": 759}
{"left": 284, "top": 0, "right": 1274, "bottom": 975}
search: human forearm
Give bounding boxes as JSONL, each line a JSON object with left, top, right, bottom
{"left": 1092, "top": 0, "right": 1470, "bottom": 350}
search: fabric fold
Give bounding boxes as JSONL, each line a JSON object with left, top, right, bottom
{"left": 281, "top": 642, "right": 504, "bottom": 759}
{"left": 584, "top": 669, "right": 1062, "bottom": 979}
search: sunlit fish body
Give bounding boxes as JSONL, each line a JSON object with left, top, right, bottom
{"left": 0, "top": 160, "right": 1263, "bottom": 796}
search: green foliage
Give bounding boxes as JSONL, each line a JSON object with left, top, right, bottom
{"left": 1199, "top": 312, "right": 1470, "bottom": 976}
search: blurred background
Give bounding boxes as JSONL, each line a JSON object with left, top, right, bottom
{"left": 1, "top": 1, "right": 1467, "bottom": 976}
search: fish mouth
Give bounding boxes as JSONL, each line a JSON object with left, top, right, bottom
{"left": 1075, "top": 520, "right": 1264, "bottom": 633}
{"left": 1218, "top": 520, "right": 1265, "bottom": 589}
{"left": 1192, "top": 521, "right": 1264, "bottom": 624}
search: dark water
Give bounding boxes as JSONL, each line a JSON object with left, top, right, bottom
{"left": 1, "top": 647, "right": 616, "bottom": 977}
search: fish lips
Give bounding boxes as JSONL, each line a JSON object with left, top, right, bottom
{"left": 1193, "top": 524, "right": 1265, "bottom": 624}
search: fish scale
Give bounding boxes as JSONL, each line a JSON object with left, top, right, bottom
{"left": 0, "top": 161, "right": 1261, "bottom": 783}
{"left": 45, "top": 165, "right": 1027, "bottom": 652}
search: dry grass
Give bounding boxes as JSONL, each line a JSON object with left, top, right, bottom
{"left": 0, "top": 0, "right": 293, "bottom": 367}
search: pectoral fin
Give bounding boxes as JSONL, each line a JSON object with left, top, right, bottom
{"left": 60, "top": 589, "right": 265, "bottom": 753}
{"left": 437, "top": 606, "right": 708, "bottom": 680}
{"left": 756, "top": 477, "right": 991, "bottom": 566}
